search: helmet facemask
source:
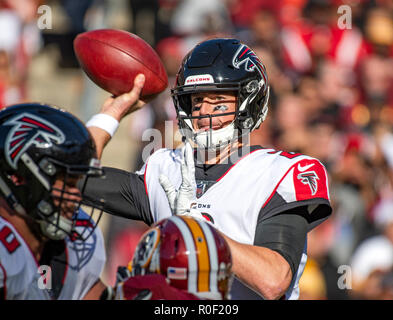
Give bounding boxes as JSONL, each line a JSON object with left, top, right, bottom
{"left": 172, "top": 79, "right": 269, "bottom": 151}
{"left": 171, "top": 39, "right": 270, "bottom": 151}
{"left": 38, "top": 157, "right": 104, "bottom": 242}
{"left": 0, "top": 104, "right": 105, "bottom": 242}
{"left": 0, "top": 154, "right": 104, "bottom": 241}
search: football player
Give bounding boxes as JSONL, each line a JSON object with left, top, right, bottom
{"left": 85, "top": 38, "right": 332, "bottom": 300}
{"left": 0, "top": 103, "right": 107, "bottom": 300}
{"left": 102, "top": 215, "right": 232, "bottom": 300}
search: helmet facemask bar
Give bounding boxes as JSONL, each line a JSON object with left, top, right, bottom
{"left": 19, "top": 155, "right": 105, "bottom": 242}
{"left": 46, "top": 158, "right": 105, "bottom": 242}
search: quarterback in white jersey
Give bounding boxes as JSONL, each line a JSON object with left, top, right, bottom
{"left": 140, "top": 144, "right": 330, "bottom": 299}
{"left": 84, "top": 38, "right": 332, "bottom": 299}
{"left": 0, "top": 104, "right": 107, "bottom": 300}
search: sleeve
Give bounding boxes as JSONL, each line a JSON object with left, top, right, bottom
{"left": 261, "top": 158, "right": 332, "bottom": 231}
{"left": 80, "top": 167, "right": 154, "bottom": 225}
{"left": 254, "top": 208, "right": 309, "bottom": 277}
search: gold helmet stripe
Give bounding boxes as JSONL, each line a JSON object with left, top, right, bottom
{"left": 181, "top": 216, "right": 211, "bottom": 292}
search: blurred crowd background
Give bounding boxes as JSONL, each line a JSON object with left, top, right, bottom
{"left": 1, "top": 0, "right": 393, "bottom": 300}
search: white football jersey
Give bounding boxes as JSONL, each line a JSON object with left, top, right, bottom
{"left": 0, "top": 210, "right": 106, "bottom": 300}
{"left": 137, "top": 147, "right": 331, "bottom": 299}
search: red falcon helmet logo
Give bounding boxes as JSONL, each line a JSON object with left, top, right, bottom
{"left": 297, "top": 171, "right": 319, "bottom": 196}
{"left": 4, "top": 113, "right": 65, "bottom": 169}
{"left": 232, "top": 44, "right": 267, "bottom": 84}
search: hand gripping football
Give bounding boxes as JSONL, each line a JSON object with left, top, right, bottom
{"left": 74, "top": 29, "right": 168, "bottom": 100}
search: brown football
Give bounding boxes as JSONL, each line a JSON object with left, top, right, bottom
{"left": 74, "top": 29, "right": 168, "bottom": 100}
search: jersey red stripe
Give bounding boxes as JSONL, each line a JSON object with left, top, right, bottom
{"left": 262, "top": 163, "right": 297, "bottom": 208}
{"left": 144, "top": 159, "right": 149, "bottom": 197}
{"left": 216, "top": 149, "right": 261, "bottom": 182}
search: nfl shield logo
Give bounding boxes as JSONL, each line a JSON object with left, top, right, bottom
{"left": 196, "top": 182, "right": 207, "bottom": 199}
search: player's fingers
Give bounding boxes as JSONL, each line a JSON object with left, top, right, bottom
{"left": 180, "top": 144, "right": 188, "bottom": 179}
{"left": 99, "top": 74, "right": 146, "bottom": 119}
{"left": 180, "top": 154, "right": 192, "bottom": 189}
{"left": 184, "top": 141, "right": 195, "bottom": 178}
{"left": 159, "top": 174, "right": 176, "bottom": 207}
{"left": 124, "top": 74, "right": 145, "bottom": 102}
{"left": 180, "top": 142, "right": 195, "bottom": 190}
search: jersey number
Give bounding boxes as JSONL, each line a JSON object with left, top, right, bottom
{"left": 0, "top": 226, "right": 20, "bottom": 254}
{"left": 268, "top": 150, "right": 302, "bottom": 159}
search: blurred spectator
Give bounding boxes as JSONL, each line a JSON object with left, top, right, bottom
{"left": 228, "top": 0, "right": 282, "bottom": 31}
{"left": 128, "top": 0, "right": 183, "bottom": 47}
{"left": 103, "top": 219, "right": 148, "bottom": 286}
{"left": 273, "top": 93, "right": 309, "bottom": 152}
{"left": 280, "top": 0, "right": 370, "bottom": 80}
{"left": 236, "top": 7, "right": 282, "bottom": 59}
{"left": 0, "top": 50, "right": 21, "bottom": 109}
{"left": 328, "top": 133, "right": 380, "bottom": 266}
{"left": 60, "top": 0, "right": 95, "bottom": 33}
{"left": 375, "top": 124, "right": 393, "bottom": 171}
{"left": 301, "top": 213, "right": 350, "bottom": 300}
{"left": 253, "top": 46, "right": 293, "bottom": 98}
{"left": 304, "top": 116, "right": 342, "bottom": 171}
{"left": 358, "top": 55, "right": 393, "bottom": 127}
{"left": 364, "top": 7, "right": 393, "bottom": 57}
{"left": 350, "top": 198, "right": 393, "bottom": 299}
{"left": 0, "top": 0, "right": 42, "bottom": 108}
{"left": 170, "top": 0, "right": 233, "bottom": 37}
{"left": 298, "top": 258, "right": 327, "bottom": 300}
{"left": 42, "top": 0, "right": 97, "bottom": 69}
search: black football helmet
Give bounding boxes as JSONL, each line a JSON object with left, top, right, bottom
{"left": 0, "top": 103, "right": 104, "bottom": 241}
{"left": 171, "top": 38, "right": 270, "bottom": 150}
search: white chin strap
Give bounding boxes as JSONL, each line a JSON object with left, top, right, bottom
{"left": 181, "top": 121, "right": 239, "bottom": 150}
{"left": 178, "top": 83, "right": 269, "bottom": 150}
{"left": 39, "top": 213, "right": 73, "bottom": 240}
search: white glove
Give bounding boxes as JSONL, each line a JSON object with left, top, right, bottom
{"left": 159, "top": 142, "right": 205, "bottom": 221}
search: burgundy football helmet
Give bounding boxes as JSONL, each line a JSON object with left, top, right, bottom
{"left": 129, "top": 215, "right": 233, "bottom": 300}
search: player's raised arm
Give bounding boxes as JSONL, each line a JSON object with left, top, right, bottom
{"left": 75, "top": 29, "right": 168, "bottom": 160}
{"left": 87, "top": 74, "right": 145, "bottom": 159}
